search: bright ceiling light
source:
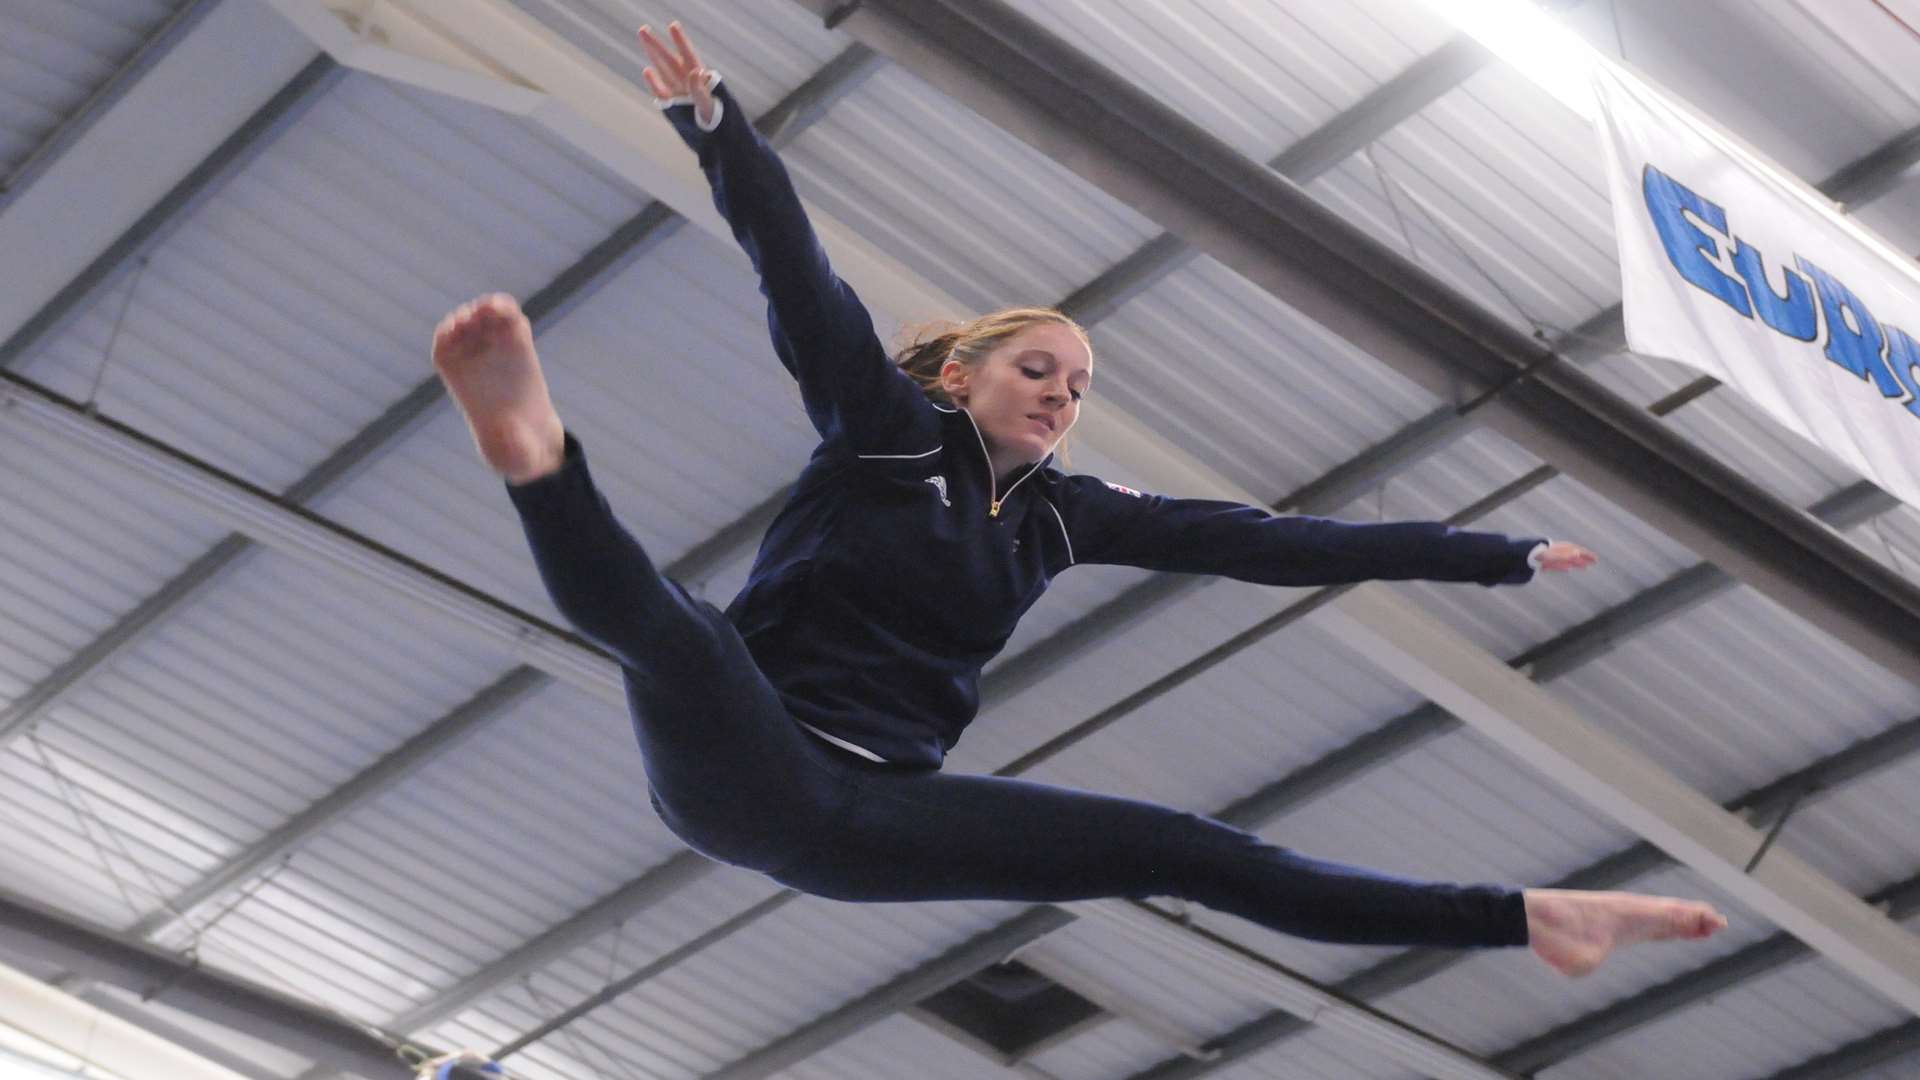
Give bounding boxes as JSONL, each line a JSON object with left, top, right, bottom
{"left": 1415, "top": 0, "right": 1604, "bottom": 121}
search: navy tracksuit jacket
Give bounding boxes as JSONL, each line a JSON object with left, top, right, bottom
{"left": 669, "top": 81, "right": 1542, "bottom": 769}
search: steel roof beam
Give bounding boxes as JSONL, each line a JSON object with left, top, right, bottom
{"left": 0, "top": 0, "right": 229, "bottom": 217}
{"left": 74, "top": 985, "right": 287, "bottom": 1080}
{"left": 0, "top": 888, "right": 414, "bottom": 1079}
{"left": 1766, "top": 1018, "right": 1920, "bottom": 1080}
{"left": 1819, "top": 123, "right": 1920, "bottom": 209}
{"left": 793, "top": 0, "right": 1920, "bottom": 690}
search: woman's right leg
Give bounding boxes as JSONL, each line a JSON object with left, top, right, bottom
{"left": 775, "top": 765, "right": 1728, "bottom": 972}
{"left": 433, "top": 295, "right": 849, "bottom": 874}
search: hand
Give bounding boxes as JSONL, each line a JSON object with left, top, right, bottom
{"left": 639, "top": 22, "right": 716, "bottom": 128}
{"left": 1536, "top": 541, "right": 1597, "bottom": 572}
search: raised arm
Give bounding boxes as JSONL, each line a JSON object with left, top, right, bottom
{"left": 641, "top": 24, "right": 932, "bottom": 452}
{"left": 1054, "top": 475, "right": 1587, "bottom": 587}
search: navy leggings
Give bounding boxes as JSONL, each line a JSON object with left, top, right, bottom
{"left": 507, "top": 439, "right": 1528, "bottom": 949}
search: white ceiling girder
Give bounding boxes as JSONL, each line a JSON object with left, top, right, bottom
{"left": 0, "top": 959, "right": 246, "bottom": 1080}
{"left": 1319, "top": 584, "right": 1920, "bottom": 1016}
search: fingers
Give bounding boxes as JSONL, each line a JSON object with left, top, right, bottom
{"left": 1539, "top": 541, "right": 1598, "bottom": 572}
{"left": 638, "top": 22, "right": 709, "bottom": 102}
{"left": 637, "top": 25, "right": 679, "bottom": 81}
{"left": 670, "top": 22, "right": 705, "bottom": 74}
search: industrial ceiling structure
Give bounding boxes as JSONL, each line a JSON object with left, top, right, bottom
{"left": 3, "top": 1, "right": 1920, "bottom": 1078}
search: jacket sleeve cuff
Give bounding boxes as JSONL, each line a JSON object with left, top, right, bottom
{"left": 1526, "top": 540, "right": 1552, "bottom": 571}
{"left": 654, "top": 69, "right": 724, "bottom": 131}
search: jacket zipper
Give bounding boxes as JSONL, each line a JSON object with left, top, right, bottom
{"left": 960, "top": 407, "right": 1043, "bottom": 518}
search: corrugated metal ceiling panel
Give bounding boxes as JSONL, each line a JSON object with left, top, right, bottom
{"left": 779, "top": 1012, "right": 1030, "bottom": 1080}
{"left": 15, "top": 544, "right": 523, "bottom": 928}
{"left": 994, "top": 597, "right": 1437, "bottom": 816}
{"left": 1025, "top": 1018, "right": 1179, "bottom": 1080}
{"left": 780, "top": 61, "right": 1162, "bottom": 317}
{"left": 1083, "top": 254, "right": 1445, "bottom": 507}
{"left": 1365, "top": 447, "right": 1706, "bottom": 660}
{"left": 526, "top": 894, "right": 1026, "bottom": 1078}
{"left": 1591, "top": 0, "right": 1920, "bottom": 183}
{"left": 313, "top": 220, "right": 826, "bottom": 625}
{"left": 1000, "top": 0, "right": 1456, "bottom": 163}
{"left": 0, "top": 0, "right": 176, "bottom": 179}
{"left": 0, "top": 422, "right": 231, "bottom": 698}
{"left": 1207, "top": 1023, "right": 1428, "bottom": 1080}
{"left": 1779, "top": 750, "right": 1920, "bottom": 899}
{"left": 417, "top": 866, "right": 787, "bottom": 1077}
{"left": 1310, "top": 60, "right": 1616, "bottom": 339}
{"left": 1546, "top": 583, "right": 1920, "bottom": 803}
{"left": 17, "top": 68, "right": 644, "bottom": 494}
{"left": 954, "top": 575, "right": 1315, "bottom": 779}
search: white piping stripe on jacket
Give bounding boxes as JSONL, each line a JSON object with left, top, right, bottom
{"left": 1040, "top": 498, "right": 1074, "bottom": 565}
{"left": 856, "top": 446, "right": 942, "bottom": 460}
{"left": 797, "top": 720, "right": 887, "bottom": 762}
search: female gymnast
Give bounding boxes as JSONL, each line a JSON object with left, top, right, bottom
{"left": 428, "top": 22, "right": 1725, "bottom": 979}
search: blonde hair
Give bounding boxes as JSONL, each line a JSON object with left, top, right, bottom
{"left": 894, "top": 307, "right": 1091, "bottom": 403}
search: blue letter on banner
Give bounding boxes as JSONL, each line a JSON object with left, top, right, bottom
{"left": 1642, "top": 165, "right": 1753, "bottom": 317}
{"left": 1883, "top": 327, "right": 1920, "bottom": 419}
{"left": 1796, "top": 256, "right": 1905, "bottom": 399}
{"left": 1731, "top": 240, "right": 1817, "bottom": 341}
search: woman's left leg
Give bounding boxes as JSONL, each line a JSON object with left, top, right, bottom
{"left": 774, "top": 766, "right": 1526, "bottom": 949}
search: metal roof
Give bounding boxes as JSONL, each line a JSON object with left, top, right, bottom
{"left": 3, "top": 1, "right": 1919, "bottom": 1078}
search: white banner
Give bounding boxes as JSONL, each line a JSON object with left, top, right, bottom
{"left": 1592, "top": 63, "right": 1920, "bottom": 509}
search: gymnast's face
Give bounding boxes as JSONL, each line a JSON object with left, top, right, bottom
{"left": 942, "top": 322, "right": 1092, "bottom": 479}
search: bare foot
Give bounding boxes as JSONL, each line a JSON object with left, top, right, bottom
{"left": 1524, "top": 888, "right": 1727, "bottom": 977}
{"left": 431, "top": 294, "right": 565, "bottom": 484}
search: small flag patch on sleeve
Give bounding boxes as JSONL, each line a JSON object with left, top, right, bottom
{"left": 1104, "top": 482, "right": 1144, "bottom": 497}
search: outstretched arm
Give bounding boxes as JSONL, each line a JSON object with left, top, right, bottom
{"left": 1055, "top": 476, "right": 1591, "bottom": 587}
{"left": 640, "top": 24, "right": 931, "bottom": 452}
